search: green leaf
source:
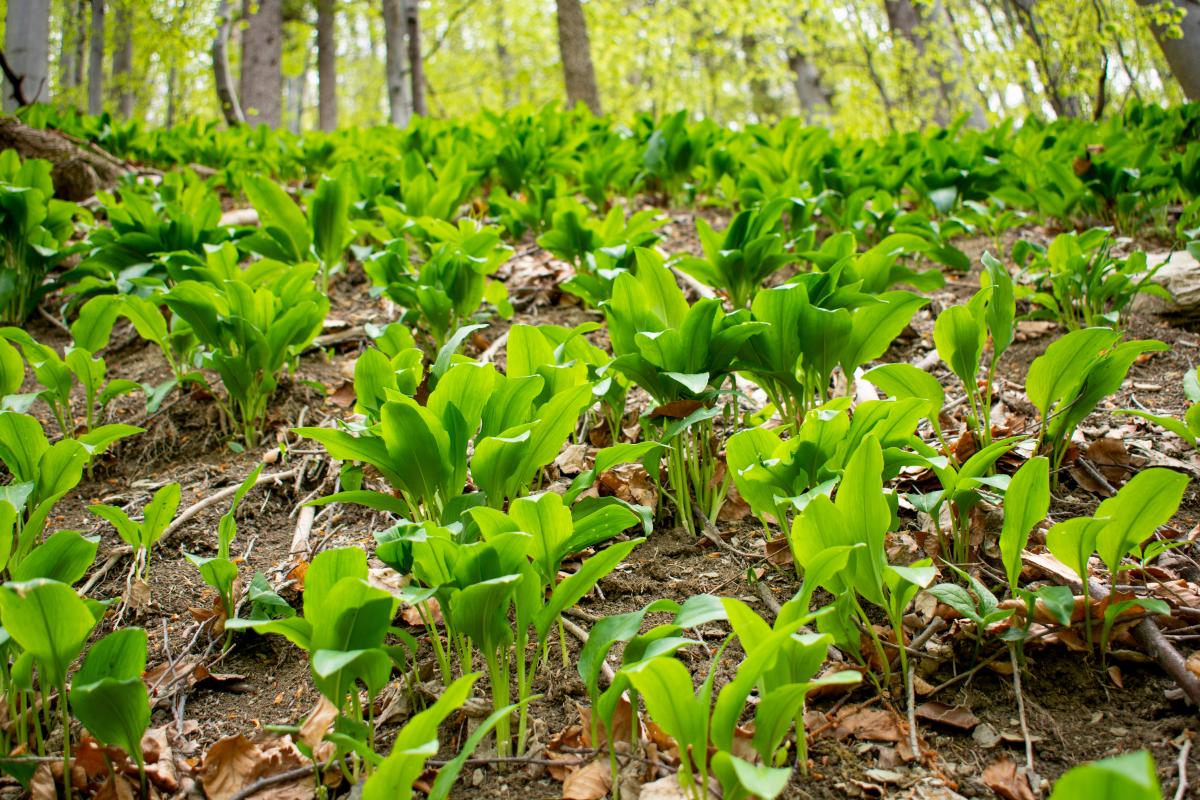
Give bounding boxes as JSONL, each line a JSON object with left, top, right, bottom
{"left": 363, "top": 673, "right": 480, "bottom": 800}
{"left": 11, "top": 530, "right": 99, "bottom": 585}
{"left": 70, "top": 628, "right": 149, "bottom": 766}
{"left": 1094, "top": 468, "right": 1188, "bottom": 576}
{"left": 0, "top": 579, "right": 97, "bottom": 688}
{"left": 999, "top": 456, "right": 1050, "bottom": 591}
{"left": 1048, "top": 750, "right": 1159, "bottom": 800}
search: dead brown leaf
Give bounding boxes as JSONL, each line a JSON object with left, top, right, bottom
{"left": 576, "top": 697, "right": 636, "bottom": 748}
{"left": 834, "top": 707, "right": 903, "bottom": 743}
{"left": 329, "top": 381, "right": 356, "bottom": 409}
{"left": 556, "top": 443, "right": 590, "bottom": 476}
{"left": 764, "top": 536, "right": 793, "bottom": 567}
{"left": 201, "top": 735, "right": 313, "bottom": 800}
{"left": 638, "top": 775, "right": 692, "bottom": 799}
{"left": 599, "top": 463, "right": 658, "bottom": 508}
{"left": 914, "top": 702, "right": 979, "bottom": 732}
{"left": 982, "top": 758, "right": 1036, "bottom": 800}
{"left": 94, "top": 773, "right": 138, "bottom": 800}
{"left": 561, "top": 761, "right": 612, "bottom": 800}
{"left": 648, "top": 399, "right": 703, "bottom": 419}
{"left": 299, "top": 697, "right": 339, "bottom": 751}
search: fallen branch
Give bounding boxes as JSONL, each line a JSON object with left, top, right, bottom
{"left": 1175, "top": 736, "right": 1192, "bottom": 800}
{"left": 1030, "top": 557, "right": 1200, "bottom": 707}
{"left": 162, "top": 467, "right": 301, "bottom": 544}
{"left": 562, "top": 617, "right": 616, "bottom": 684}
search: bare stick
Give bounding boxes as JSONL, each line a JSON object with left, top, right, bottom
{"left": 906, "top": 661, "right": 920, "bottom": 758}
{"left": 162, "top": 467, "right": 300, "bottom": 544}
{"left": 562, "top": 617, "right": 615, "bottom": 684}
{"left": 1010, "top": 644, "right": 1035, "bottom": 775}
{"left": 1175, "top": 737, "right": 1192, "bottom": 800}
{"left": 228, "top": 763, "right": 323, "bottom": 800}
{"left": 290, "top": 505, "right": 316, "bottom": 557}
{"left": 479, "top": 331, "right": 508, "bottom": 363}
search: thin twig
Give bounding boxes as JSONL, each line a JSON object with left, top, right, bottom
{"left": 562, "top": 617, "right": 615, "bottom": 684}
{"left": 228, "top": 762, "right": 324, "bottom": 800}
{"left": 906, "top": 662, "right": 919, "bottom": 757}
{"left": 1010, "top": 644, "right": 1035, "bottom": 775}
{"left": 162, "top": 467, "right": 300, "bottom": 544}
{"left": 1174, "top": 736, "right": 1192, "bottom": 800}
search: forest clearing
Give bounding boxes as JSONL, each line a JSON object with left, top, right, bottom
{"left": 1, "top": 1, "right": 1200, "bottom": 799}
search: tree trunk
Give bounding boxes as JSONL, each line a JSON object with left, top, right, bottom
{"left": 0, "top": 116, "right": 127, "bottom": 199}
{"left": 554, "top": 0, "right": 601, "bottom": 114}
{"left": 317, "top": 0, "right": 337, "bottom": 131}
{"left": 59, "top": 0, "right": 84, "bottom": 93}
{"left": 240, "top": 0, "right": 283, "bottom": 127}
{"left": 884, "top": 0, "right": 987, "bottom": 128}
{"left": 211, "top": 0, "right": 243, "bottom": 125}
{"left": 111, "top": 0, "right": 134, "bottom": 118}
{"left": 1008, "top": 0, "right": 1082, "bottom": 118}
{"left": 786, "top": 49, "right": 832, "bottom": 120}
{"left": 73, "top": 0, "right": 87, "bottom": 87}
{"left": 405, "top": 0, "right": 426, "bottom": 116}
{"left": 1137, "top": 0, "right": 1200, "bottom": 100}
{"left": 166, "top": 63, "right": 177, "bottom": 128}
{"left": 381, "top": 0, "right": 411, "bottom": 126}
{"left": 2, "top": 0, "right": 51, "bottom": 109}
{"left": 88, "top": 0, "right": 105, "bottom": 115}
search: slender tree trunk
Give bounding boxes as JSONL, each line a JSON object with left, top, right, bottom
{"left": 59, "top": 0, "right": 81, "bottom": 93}
{"left": 2, "top": 0, "right": 51, "bottom": 109}
{"left": 111, "top": 0, "right": 134, "bottom": 118}
{"left": 211, "top": 0, "right": 244, "bottom": 125}
{"left": 73, "top": 0, "right": 87, "bottom": 87}
{"left": 554, "top": 0, "right": 601, "bottom": 114}
{"left": 405, "top": 0, "right": 426, "bottom": 116}
{"left": 1008, "top": 0, "right": 1081, "bottom": 117}
{"left": 381, "top": 0, "right": 411, "bottom": 126}
{"left": 787, "top": 49, "right": 832, "bottom": 120}
{"left": 1137, "top": 0, "right": 1200, "bottom": 100}
{"left": 317, "top": 0, "right": 337, "bottom": 130}
{"left": 240, "top": 0, "right": 283, "bottom": 127}
{"left": 88, "top": 0, "right": 105, "bottom": 115}
{"left": 495, "top": 0, "right": 512, "bottom": 107}
{"left": 166, "top": 63, "right": 178, "bottom": 127}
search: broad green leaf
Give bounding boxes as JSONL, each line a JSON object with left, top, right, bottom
{"left": 999, "top": 457, "right": 1050, "bottom": 591}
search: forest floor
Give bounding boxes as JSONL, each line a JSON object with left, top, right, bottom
{"left": 12, "top": 211, "right": 1200, "bottom": 800}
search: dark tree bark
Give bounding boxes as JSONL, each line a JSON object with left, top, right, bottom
{"left": 112, "top": 0, "right": 134, "bottom": 118}
{"left": 317, "top": 0, "right": 337, "bottom": 131}
{"left": 1007, "top": 0, "right": 1082, "bottom": 118}
{"left": 0, "top": 116, "right": 127, "bottom": 199}
{"left": 554, "top": 0, "right": 601, "bottom": 114}
{"left": 381, "top": 0, "right": 411, "bottom": 126}
{"left": 88, "top": 0, "right": 105, "bottom": 115}
{"left": 1137, "top": 0, "right": 1200, "bottom": 100}
{"left": 59, "top": 0, "right": 85, "bottom": 93}
{"left": 211, "top": 0, "right": 244, "bottom": 125}
{"left": 786, "top": 49, "right": 832, "bottom": 120}
{"left": 240, "top": 0, "right": 283, "bottom": 127}
{"left": 405, "top": 0, "right": 426, "bottom": 116}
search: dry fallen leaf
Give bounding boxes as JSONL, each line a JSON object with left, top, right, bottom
{"left": 561, "top": 761, "right": 612, "bottom": 800}
{"left": 201, "top": 735, "right": 313, "bottom": 800}
{"left": 1186, "top": 650, "right": 1200, "bottom": 680}
{"left": 982, "top": 758, "right": 1036, "bottom": 800}
{"left": 638, "top": 775, "right": 692, "bottom": 800}
{"left": 94, "top": 773, "right": 138, "bottom": 800}
{"left": 834, "top": 707, "right": 903, "bottom": 743}
{"left": 914, "top": 702, "right": 980, "bottom": 732}
{"left": 329, "top": 381, "right": 356, "bottom": 409}
{"left": 299, "top": 697, "right": 339, "bottom": 751}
